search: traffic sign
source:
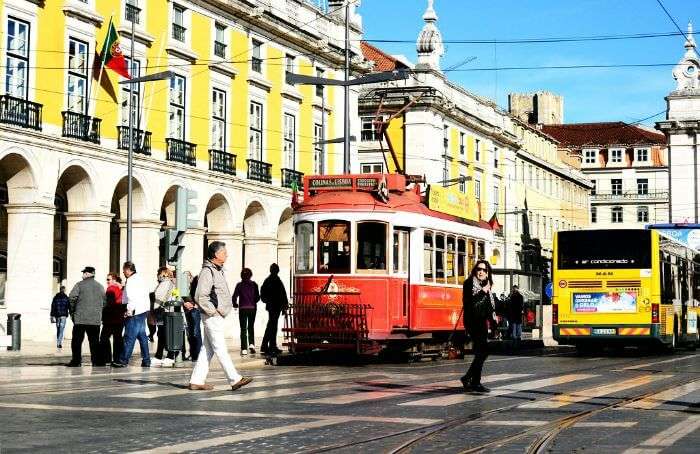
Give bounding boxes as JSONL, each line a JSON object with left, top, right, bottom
{"left": 545, "top": 282, "right": 553, "bottom": 298}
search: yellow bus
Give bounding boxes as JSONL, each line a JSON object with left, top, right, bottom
{"left": 553, "top": 229, "right": 700, "bottom": 351}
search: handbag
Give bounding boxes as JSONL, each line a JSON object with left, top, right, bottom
{"left": 472, "top": 292, "right": 494, "bottom": 320}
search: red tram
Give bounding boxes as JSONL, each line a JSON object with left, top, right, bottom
{"left": 284, "top": 174, "right": 496, "bottom": 356}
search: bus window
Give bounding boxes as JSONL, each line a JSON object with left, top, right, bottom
{"left": 295, "top": 221, "right": 314, "bottom": 274}
{"left": 357, "top": 222, "right": 387, "bottom": 272}
{"left": 468, "top": 239, "right": 476, "bottom": 270}
{"left": 457, "top": 238, "right": 467, "bottom": 283}
{"left": 318, "top": 220, "right": 351, "bottom": 274}
{"left": 447, "top": 236, "right": 456, "bottom": 284}
{"left": 424, "top": 231, "right": 434, "bottom": 282}
{"left": 393, "top": 229, "right": 409, "bottom": 274}
{"left": 436, "top": 233, "right": 446, "bottom": 283}
{"left": 558, "top": 230, "right": 651, "bottom": 269}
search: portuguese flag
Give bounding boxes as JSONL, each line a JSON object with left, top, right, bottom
{"left": 99, "top": 18, "right": 130, "bottom": 79}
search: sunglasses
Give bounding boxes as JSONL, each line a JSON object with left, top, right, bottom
{"left": 476, "top": 267, "right": 488, "bottom": 272}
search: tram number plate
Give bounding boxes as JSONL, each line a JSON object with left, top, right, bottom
{"left": 592, "top": 328, "right": 616, "bottom": 335}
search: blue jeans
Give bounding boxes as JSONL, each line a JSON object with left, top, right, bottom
{"left": 56, "top": 316, "right": 67, "bottom": 346}
{"left": 185, "top": 308, "right": 202, "bottom": 361}
{"left": 511, "top": 322, "right": 523, "bottom": 340}
{"left": 119, "top": 312, "right": 151, "bottom": 366}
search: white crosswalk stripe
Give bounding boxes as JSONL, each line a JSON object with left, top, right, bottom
{"left": 398, "top": 373, "right": 597, "bottom": 407}
{"left": 620, "top": 379, "right": 700, "bottom": 411}
{"left": 519, "top": 374, "right": 673, "bottom": 409}
{"left": 203, "top": 380, "right": 390, "bottom": 402}
{"left": 623, "top": 415, "right": 700, "bottom": 454}
{"left": 303, "top": 373, "right": 531, "bottom": 405}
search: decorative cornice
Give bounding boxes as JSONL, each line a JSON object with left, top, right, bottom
{"left": 62, "top": 2, "right": 104, "bottom": 27}
{"left": 165, "top": 42, "right": 198, "bottom": 62}
{"left": 281, "top": 87, "right": 304, "bottom": 103}
{"left": 247, "top": 74, "right": 273, "bottom": 92}
{"left": 5, "top": 203, "right": 55, "bottom": 216}
{"left": 117, "top": 26, "right": 155, "bottom": 47}
{"left": 209, "top": 61, "right": 238, "bottom": 79}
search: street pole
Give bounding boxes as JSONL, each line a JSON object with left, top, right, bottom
{"left": 321, "top": 91, "right": 326, "bottom": 174}
{"left": 126, "top": 11, "right": 135, "bottom": 262}
{"left": 343, "top": 0, "right": 350, "bottom": 174}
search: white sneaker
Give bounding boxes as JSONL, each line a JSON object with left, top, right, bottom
{"left": 151, "top": 358, "right": 163, "bottom": 366}
{"left": 249, "top": 345, "right": 256, "bottom": 354}
{"left": 241, "top": 349, "right": 248, "bottom": 356}
{"left": 162, "top": 358, "right": 174, "bottom": 367}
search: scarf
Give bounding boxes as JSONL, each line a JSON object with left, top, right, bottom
{"left": 472, "top": 276, "right": 495, "bottom": 309}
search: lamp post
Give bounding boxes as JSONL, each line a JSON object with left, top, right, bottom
{"left": 119, "top": 69, "right": 173, "bottom": 261}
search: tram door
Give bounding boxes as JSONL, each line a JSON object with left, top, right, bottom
{"left": 392, "top": 228, "right": 410, "bottom": 328}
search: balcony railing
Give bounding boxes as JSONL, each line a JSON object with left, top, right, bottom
{"left": 172, "top": 23, "right": 186, "bottom": 42}
{"left": 61, "top": 111, "right": 100, "bottom": 143}
{"left": 166, "top": 138, "right": 196, "bottom": 166}
{"left": 117, "top": 126, "right": 152, "bottom": 155}
{"left": 281, "top": 168, "right": 303, "bottom": 189}
{"left": 0, "top": 95, "right": 42, "bottom": 130}
{"left": 209, "top": 149, "right": 236, "bottom": 176}
{"left": 125, "top": 3, "right": 141, "bottom": 24}
{"left": 591, "top": 191, "right": 669, "bottom": 201}
{"left": 214, "top": 41, "right": 226, "bottom": 58}
{"left": 247, "top": 159, "right": 272, "bottom": 184}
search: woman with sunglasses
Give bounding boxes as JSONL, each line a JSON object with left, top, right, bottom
{"left": 461, "top": 259, "right": 495, "bottom": 393}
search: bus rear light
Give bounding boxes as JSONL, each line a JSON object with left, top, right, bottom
{"left": 651, "top": 303, "right": 659, "bottom": 324}
{"left": 552, "top": 304, "right": 558, "bottom": 325}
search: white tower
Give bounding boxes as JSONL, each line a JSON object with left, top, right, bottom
{"left": 416, "top": 0, "right": 444, "bottom": 72}
{"left": 657, "top": 22, "right": 700, "bottom": 222}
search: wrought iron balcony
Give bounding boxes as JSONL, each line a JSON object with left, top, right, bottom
{"left": 61, "top": 111, "right": 100, "bottom": 143}
{"left": 209, "top": 149, "right": 236, "bottom": 176}
{"left": 247, "top": 159, "right": 272, "bottom": 184}
{"left": 125, "top": 3, "right": 141, "bottom": 24}
{"left": 0, "top": 95, "right": 42, "bottom": 130}
{"left": 281, "top": 168, "right": 303, "bottom": 189}
{"left": 214, "top": 41, "right": 226, "bottom": 58}
{"left": 172, "top": 23, "right": 186, "bottom": 42}
{"left": 166, "top": 138, "right": 196, "bottom": 166}
{"left": 117, "top": 126, "right": 151, "bottom": 155}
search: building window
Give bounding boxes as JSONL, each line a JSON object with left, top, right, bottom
{"left": 248, "top": 101, "right": 263, "bottom": 160}
{"left": 285, "top": 54, "right": 295, "bottom": 78}
{"left": 443, "top": 125, "right": 449, "bottom": 152}
{"left": 591, "top": 206, "right": 597, "bottom": 223}
{"left": 494, "top": 147, "right": 499, "bottom": 168}
{"left": 121, "top": 58, "right": 141, "bottom": 126}
{"left": 492, "top": 185, "right": 499, "bottom": 215}
{"left": 168, "top": 74, "right": 185, "bottom": 140}
{"left": 283, "top": 113, "right": 296, "bottom": 169}
{"left": 637, "top": 206, "right": 649, "bottom": 223}
{"left": 442, "top": 167, "right": 449, "bottom": 187}
{"left": 637, "top": 178, "right": 648, "bottom": 195}
{"left": 612, "top": 206, "right": 623, "bottom": 223}
{"left": 591, "top": 179, "right": 596, "bottom": 195}
{"left": 125, "top": 0, "right": 140, "bottom": 24}
{"left": 459, "top": 132, "right": 465, "bottom": 155}
{"left": 360, "top": 116, "right": 382, "bottom": 141}
{"left": 251, "top": 39, "right": 262, "bottom": 73}
{"left": 314, "top": 123, "right": 323, "bottom": 174}
{"left": 5, "top": 17, "right": 30, "bottom": 99}
{"left": 611, "top": 179, "right": 622, "bottom": 196}
{"left": 610, "top": 148, "right": 623, "bottom": 164}
{"left": 67, "top": 38, "right": 88, "bottom": 113}
{"left": 528, "top": 165, "right": 533, "bottom": 185}
{"left": 583, "top": 149, "right": 596, "bottom": 164}
{"left": 475, "top": 139, "right": 480, "bottom": 161}
{"left": 211, "top": 88, "right": 226, "bottom": 151}
{"left": 474, "top": 178, "right": 481, "bottom": 201}
{"left": 636, "top": 148, "right": 649, "bottom": 162}
{"left": 172, "top": 4, "right": 186, "bottom": 42}
{"left": 315, "top": 67, "right": 324, "bottom": 97}
{"left": 459, "top": 174, "right": 466, "bottom": 193}
{"left": 361, "top": 163, "right": 383, "bottom": 174}
{"left": 214, "top": 23, "right": 226, "bottom": 58}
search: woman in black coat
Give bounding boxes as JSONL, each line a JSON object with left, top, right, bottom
{"left": 461, "top": 259, "right": 495, "bottom": 393}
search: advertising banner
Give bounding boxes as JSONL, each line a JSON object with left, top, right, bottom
{"left": 427, "top": 185, "right": 478, "bottom": 221}
{"left": 572, "top": 291, "right": 637, "bottom": 313}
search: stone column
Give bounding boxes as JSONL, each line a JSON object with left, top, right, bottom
{"left": 181, "top": 227, "right": 205, "bottom": 281}
{"left": 64, "top": 212, "right": 113, "bottom": 289}
{"left": 277, "top": 241, "right": 294, "bottom": 294}
{"left": 120, "top": 219, "right": 163, "bottom": 286}
{"left": 4, "top": 203, "right": 55, "bottom": 342}
{"left": 206, "top": 231, "right": 244, "bottom": 291}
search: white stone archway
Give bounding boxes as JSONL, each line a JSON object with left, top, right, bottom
{"left": 109, "top": 175, "right": 150, "bottom": 273}
{"left": 277, "top": 207, "right": 294, "bottom": 295}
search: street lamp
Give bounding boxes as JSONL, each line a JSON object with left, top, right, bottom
{"left": 119, "top": 69, "right": 173, "bottom": 261}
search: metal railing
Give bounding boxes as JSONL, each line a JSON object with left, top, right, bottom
{"left": 0, "top": 95, "right": 42, "bottom": 130}
{"left": 172, "top": 23, "right": 186, "bottom": 42}
{"left": 61, "top": 111, "right": 100, "bottom": 143}
{"left": 214, "top": 41, "right": 226, "bottom": 58}
{"left": 166, "top": 138, "right": 196, "bottom": 166}
{"left": 209, "top": 149, "right": 236, "bottom": 175}
{"left": 117, "top": 126, "right": 151, "bottom": 155}
{"left": 247, "top": 158, "right": 272, "bottom": 183}
{"left": 591, "top": 191, "right": 669, "bottom": 201}
{"left": 281, "top": 168, "right": 303, "bottom": 189}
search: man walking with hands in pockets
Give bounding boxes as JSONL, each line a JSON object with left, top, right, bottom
{"left": 188, "top": 241, "right": 253, "bottom": 391}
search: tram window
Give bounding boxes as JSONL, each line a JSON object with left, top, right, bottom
{"left": 478, "top": 242, "right": 486, "bottom": 260}
{"left": 436, "top": 233, "right": 446, "bottom": 283}
{"left": 318, "top": 220, "right": 351, "bottom": 274}
{"left": 457, "top": 238, "right": 467, "bottom": 283}
{"left": 447, "top": 236, "right": 456, "bottom": 284}
{"left": 468, "top": 240, "right": 476, "bottom": 270}
{"left": 424, "top": 232, "right": 434, "bottom": 282}
{"left": 693, "top": 258, "right": 700, "bottom": 302}
{"left": 393, "top": 230, "right": 409, "bottom": 274}
{"left": 357, "top": 222, "right": 387, "bottom": 272}
{"left": 295, "top": 222, "right": 314, "bottom": 274}
{"left": 679, "top": 258, "right": 690, "bottom": 304}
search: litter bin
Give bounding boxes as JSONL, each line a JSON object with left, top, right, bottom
{"left": 164, "top": 308, "right": 184, "bottom": 352}
{"left": 7, "top": 313, "right": 21, "bottom": 351}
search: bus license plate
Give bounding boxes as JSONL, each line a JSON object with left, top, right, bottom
{"left": 593, "top": 328, "right": 616, "bottom": 335}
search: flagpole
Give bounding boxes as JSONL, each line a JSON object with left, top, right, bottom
{"left": 127, "top": 10, "right": 135, "bottom": 262}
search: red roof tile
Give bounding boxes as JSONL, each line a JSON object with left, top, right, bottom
{"left": 360, "top": 41, "right": 408, "bottom": 71}
{"left": 541, "top": 122, "right": 665, "bottom": 147}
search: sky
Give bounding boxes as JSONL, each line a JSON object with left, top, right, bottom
{"left": 358, "top": 0, "right": 699, "bottom": 126}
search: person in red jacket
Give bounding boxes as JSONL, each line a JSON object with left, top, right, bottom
{"left": 99, "top": 273, "right": 126, "bottom": 364}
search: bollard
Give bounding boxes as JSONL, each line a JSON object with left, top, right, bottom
{"left": 6, "top": 313, "right": 21, "bottom": 351}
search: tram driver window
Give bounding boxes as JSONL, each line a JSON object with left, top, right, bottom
{"left": 318, "top": 220, "right": 351, "bottom": 274}
{"left": 446, "top": 236, "right": 456, "bottom": 284}
{"left": 424, "top": 232, "right": 434, "bottom": 282}
{"left": 295, "top": 222, "right": 314, "bottom": 274}
{"left": 357, "top": 222, "right": 387, "bottom": 272}
{"left": 435, "top": 234, "right": 446, "bottom": 283}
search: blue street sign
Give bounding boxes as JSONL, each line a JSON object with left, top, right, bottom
{"left": 545, "top": 282, "right": 553, "bottom": 299}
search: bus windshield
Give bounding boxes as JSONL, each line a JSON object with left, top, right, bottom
{"left": 557, "top": 230, "right": 652, "bottom": 269}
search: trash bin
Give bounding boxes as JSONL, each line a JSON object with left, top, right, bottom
{"left": 164, "top": 311, "right": 184, "bottom": 352}
{"left": 6, "top": 313, "right": 21, "bottom": 351}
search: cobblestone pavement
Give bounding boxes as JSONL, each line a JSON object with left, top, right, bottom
{"left": 0, "top": 349, "right": 698, "bottom": 453}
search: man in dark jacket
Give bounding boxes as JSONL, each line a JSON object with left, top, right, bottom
{"left": 260, "top": 263, "right": 289, "bottom": 355}
{"left": 67, "top": 266, "right": 106, "bottom": 367}
{"left": 50, "top": 286, "right": 70, "bottom": 348}
{"left": 509, "top": 285, "right": 525, "bottom": 349}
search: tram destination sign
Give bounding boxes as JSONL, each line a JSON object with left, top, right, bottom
{"left": 309, "top": 177, "right": 353, "bottom": 190}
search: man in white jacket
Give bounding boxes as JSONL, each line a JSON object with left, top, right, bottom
{"left": 112, "top": 261, "right": 151, "bottom": 367}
